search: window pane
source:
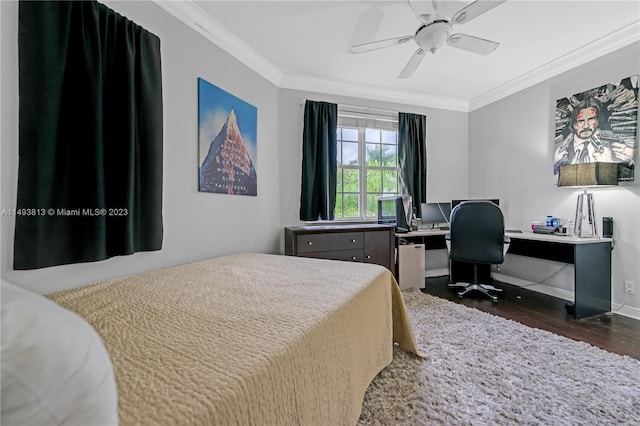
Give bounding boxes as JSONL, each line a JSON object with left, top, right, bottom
{"left": 365, "top": 128, "right": 380, "bottom": 143}
{"left": 343, "top": 194, "right": 359, "bottom": 218}
{"left": 366, "top": 169, "right": 381, "bottom": 193}
{"left": 342, "top": 128, "right": 358, "bottom": 142}
{"left": 335, "top": 119, "right": 399, "bottom": 221}
{"left": 382, "top": 130, "right": 396, "bottom": 144}
{"left": 365, "top": 143, "right": 380, "bottom": 166}
{"left": 342, "top": 142, "right": 359, "bottom": 165}
{"left": 381, "top": 145, "right": 397, "bottom": 167}
{"left": 382, "top": 170, "right": 398, "bottom": 193}
{"left": 366, "top": 194, "right": 379, "bottom": 218}
{"left": 335, "top": 194, "right": 343, "bottom": 218}
{"left": 343, "top": 169, "right": 359, "bottom": 192}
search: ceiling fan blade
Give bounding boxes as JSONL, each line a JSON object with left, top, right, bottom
{"left": 447, "top": 33, "right": 499, "bottom": 55}
{"left": 408, "top": 0, "right": 436, "bottom": 24}
{"left": 350, "top": 35, "right": 414, "bottom": 54}
{"left": 349, "top": 4, "right": 385, "bottom": 49}
{"left": 451, "top": 0, "right": 507, "bottom": 25}
{"left": 398, "top": 48, "right": 427, "bottom": 79}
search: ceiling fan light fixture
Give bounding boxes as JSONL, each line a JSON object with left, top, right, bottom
{"left": 415, "top": 21, "right": 451, "bottom": 53}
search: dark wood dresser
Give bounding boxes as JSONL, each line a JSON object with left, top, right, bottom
{"left": 284, "top": 224, "right": 395, "bottom": 273}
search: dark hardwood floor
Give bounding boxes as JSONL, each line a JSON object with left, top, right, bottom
{"left": 422, "top": 276, "right": 640, "bottom": 361}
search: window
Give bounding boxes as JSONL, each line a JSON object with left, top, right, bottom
{"left": 335, "top": 107, "right": 399, "bottom": 220}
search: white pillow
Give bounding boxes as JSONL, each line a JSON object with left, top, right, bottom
{"left": 1, "top": 281, "right": 118, "bottom": 426}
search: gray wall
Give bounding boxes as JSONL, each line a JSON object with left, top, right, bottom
{"left": 277, "top": 89, "right": 469, "bottom": 233}
{"left": 469, "top": 43, "right": 640, "bottom": 314}
{"left": 1, "top": 1, "right": 282, "bottom": 293}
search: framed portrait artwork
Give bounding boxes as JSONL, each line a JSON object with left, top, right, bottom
{"left": 198, "top": 77, "right": 258, "bottom": 195}
{"left": 554, "top": 75, "right": 638, "bottom": 182}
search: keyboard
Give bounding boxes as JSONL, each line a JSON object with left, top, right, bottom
{"left": 506, "top": 229, "right": 523, "bottom": 233}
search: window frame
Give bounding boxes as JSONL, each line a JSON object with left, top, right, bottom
{"left": 335, "top": 108, "right": 400, "bottom": 221}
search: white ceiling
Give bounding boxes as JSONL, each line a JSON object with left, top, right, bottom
{"left": 155, "top": 0, "right": 640, "bottom": 111}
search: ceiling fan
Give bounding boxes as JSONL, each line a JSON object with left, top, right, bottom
{"left": 350, "top": 0, "right": 506, "bottom": 79}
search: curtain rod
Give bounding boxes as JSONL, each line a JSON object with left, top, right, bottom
{"left": 338, "top": 112, "right": 398, "bottom": 122}
{"left": 337, "top": 103, "right": 398, "bottom": 116}
{"left": 299, "top": 99, "right": 398, "bottom": 116}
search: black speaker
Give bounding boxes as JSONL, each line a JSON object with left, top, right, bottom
{"left": 603, "top": 217, "right": 613, "bottom": 238}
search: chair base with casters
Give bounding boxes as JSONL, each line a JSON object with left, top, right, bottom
{"left": 447, "top": 263, "right": 503, "bottom": 303}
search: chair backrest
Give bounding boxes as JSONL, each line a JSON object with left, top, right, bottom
{"left": 449, "top": 201, "right": 506, "bottom": 264}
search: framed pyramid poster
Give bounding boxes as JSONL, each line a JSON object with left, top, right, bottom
{"left": 198, "top": 77, "right": 258, "bottom": 195}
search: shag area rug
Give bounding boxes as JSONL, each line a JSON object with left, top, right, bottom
{"left": 359, "top": 289, "right": 640, "bottom": 425}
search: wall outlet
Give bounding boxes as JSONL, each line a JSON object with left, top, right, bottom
{"left": 624, "top": 281, "right": 636, "bottom": 295}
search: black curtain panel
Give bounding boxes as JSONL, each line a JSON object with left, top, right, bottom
{"left": 398, "top": 112, "right": 427, "bottom": 218}
{"left": 299, "top": 101, "right": 337, "bottom": 221}
{"left": 15, "top": 1, "right": 163, "bottom": 270}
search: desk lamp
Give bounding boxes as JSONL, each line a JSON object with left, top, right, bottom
{"left": 558, "top": 163, "right": 618, "bottom": 238}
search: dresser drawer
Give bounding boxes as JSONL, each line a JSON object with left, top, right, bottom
{"left": 284, "top": 224, "right": 395, "bottom": 274}
{"left": 299, "top": 249, "right": 363, "bottom": 263}
{"left": 296, "top": 232, "right": 364, "bottom": 253}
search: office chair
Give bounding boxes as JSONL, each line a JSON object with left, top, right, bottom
{"left": 445, "top": 201, "right": 510, "bottom": 303}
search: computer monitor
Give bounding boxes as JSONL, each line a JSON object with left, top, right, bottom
{"left": 377, "top": 195, "right": 412, "bottom": 233}
{"left": 451, "top": 199, "right": 500, "bottom": 210}
{"left": 420, "top": 202, "right": 452, "bottom": 227}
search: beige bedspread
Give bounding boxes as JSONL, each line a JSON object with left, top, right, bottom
{"left": 47, "top": 253, "right": 422, "bottom": 426}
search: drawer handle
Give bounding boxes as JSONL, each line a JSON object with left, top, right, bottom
{"left": 351, "top": 256, "right": 357, "bottom": 260}
{"left": 307, "top": 241, "right": 313, "bottom": 245}
{"left": 366, "top": 255, "right": 371, "bottom": 259}
{"left": 351, "top": 239, "right": 356, "bottom": 243}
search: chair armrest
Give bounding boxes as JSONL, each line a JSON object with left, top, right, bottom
{"left": 445, "top": 233, "right": 451, "bottom": 252}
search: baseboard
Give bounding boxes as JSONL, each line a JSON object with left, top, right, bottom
{"left": 492, "top": 273, "right": 574, "bottom": 301}
{"left": 493, "top": 273, "right": 640, "bottom": 320}
{"left": 430, "top": 271, "right": 575, "bottom": 300}
{"left": 425, "top": 268, "right": 449, "bottom": 278}
{"left": 611, "top": 303, "right": 640, "bottom": 320}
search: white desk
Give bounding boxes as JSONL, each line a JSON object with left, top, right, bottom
{"left": 506, "top": 231, "right": 612, "bottom": 245}
{"left": 397, "top": 229, "right": 449, "bottom": 238}
{"left": 505, "top": 232, "right": 612, "bottom": 318}
{"left": 395, "top": 230, "right": 613, "bottom": 318}
{"left": 401, "top": 229, "right": 613, "bottom": 244}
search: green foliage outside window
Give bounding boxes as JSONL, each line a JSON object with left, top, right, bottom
{"left": 335, "top": 126, "right": 399, "bottom": 219}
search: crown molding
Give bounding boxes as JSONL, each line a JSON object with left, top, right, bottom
{"left": 155, "top": 1, "right": 638, "bottom": 113}
{"left": 152, "top": 0, "right": 284, "bottom": 86}
{"left": 280, "top": 74, "right": 469, "bottom": 112}
{"left": 153, "top": 0, "right": 468, "bottom": 111}
{"left": 469, "top": 20, "right": 640, "bottom": 111}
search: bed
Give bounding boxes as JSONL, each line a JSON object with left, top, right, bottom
{"left": 2, "top": 253, "right": 422, "bottom": 425}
